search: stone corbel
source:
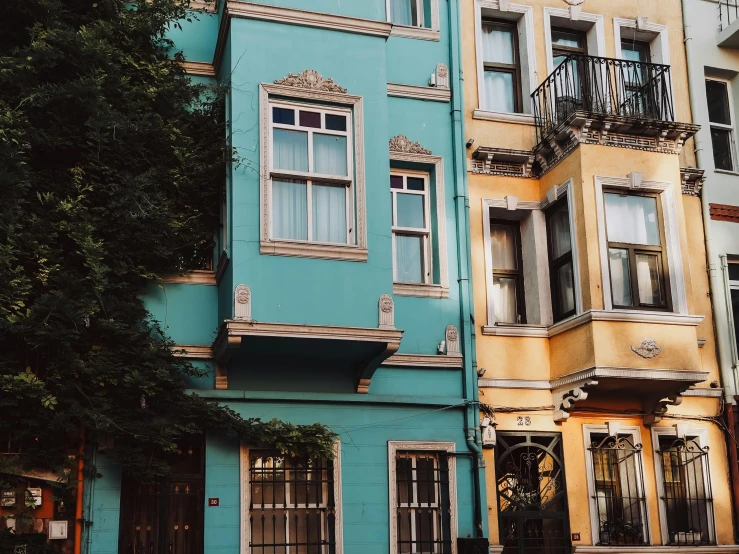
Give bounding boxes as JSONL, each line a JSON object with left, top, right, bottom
{"left": 379, "top": 294, "right": 395, "bottom": 329}
{"left": 445, "top": 325, "right": 461, "bottom": 357}
{"left": 552, "top": 379, "right": 598, "bottom": 422}
{"left": 643, "top": 393, "right": 683, "bottom": 426}
{"left": 215, "top": 361, "right": 228, "bottom": 390}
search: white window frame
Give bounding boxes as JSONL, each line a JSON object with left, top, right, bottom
{"left": 390, "top": 151, "right": 449, "bottom": 298}
{"left": 473, "top": 0, "right": 537, "bottom": 118}
{"left": 259, "top": 83, "right": 367, "bottom": 262}
{"left": 582, "top": 424, "right": 652, "bottom": 546}
{"left": 543, "top": 6, "right": 606, "bottom": 75}
{"left": 722, "top": 256, "right": 739, "bottom": 373}
{"left": 705, "top": 77, "right": 737, "bottom": 173}
{"left": 482, "top": 180, "right": 582, "bottom": 331}
{"left": 387, "top": 0, "right": 440, "bottom": 40}
{"left": 613, "top": 18, "right": 670, "bottom": 66}
{"left": 391, "top": 170, "right": 432, "bottom": 286}
{"left": 241, "top": 441, "right": 344, "bottom": 554}
{"left": 594, "top": 175, "right": 688, "bottom": 315}
{"left": 388, "top": 441, "right": 457, "bottom": 554}
{"left": 651, "top": 426, "right": 715, "bottom": 546}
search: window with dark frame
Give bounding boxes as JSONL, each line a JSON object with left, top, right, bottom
{"left": 551, "top": 28, "right": 588, "bottom": 107}
{"left": 656, "top": 435, "right": 714, "bottom": 546}
{"left": 481, "top": 18, "right": 522, "bottom": 113}
{"left": 620, "top": 39, "right": 652, "bottom": 117}
{"left": 588, "top": 433, "right": 649, "bottom": 546}
{"left": 546, "top": 197, "right": 576, "bottom": 323}
{"left": 729, "top": 261, "right": 739, "bottom": 364}
{"left": 395, "top": 451, "right": 452, "bottom": 554}
{"left": 247, "top": 450, "right": 337, "bottom": 554}
{"left": 706, "top": 79, "right": 735, "bottom": 172}
{"left": 490, "top": 219, "right": 525, "bottom": 324}
{"left": 603, "top": 190, "right": 670, "bottom": 310}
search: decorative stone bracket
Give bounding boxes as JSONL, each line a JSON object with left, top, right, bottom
{"left": 681, "top": 167, "right": 705, "bottom": 197}
{"left": 445, "top": 325, "right": 461, "bottom": 357}
{"left": 389, "top": 135, "right": 432, "bottom": 155}
{"left": 234, "top": 284, "right": 252, "bottom": 321}
{"left": 552, "top": 379, "right": 598, "bottom": 422}
{"left": 379, "top": 294, "right": 395, "bottom": 329}
{"left": 644, "top": 393, "right": 683, "bottom": 426}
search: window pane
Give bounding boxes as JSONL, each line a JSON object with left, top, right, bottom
{"left": 706, "top": 80, "right": 731, "bottom": 125}
{"left": 391, "top": 175, "right": 404, "bottom": 189}
{"left": 396, "top": 193, "right": 425, "bottom": 229}
{"left": 390, "top": 0, "right": 414, "bottom": 26}
{"left": 314, "top": 134, "right": 348, "bottom": 176}
{"left": 482, "top": 23, "right": 515, "bottom": 64}
{"left": 395, "top": 234, "right": 424, "bottom": 283}
{"left": 555, "top": 261, "right": 576, "bottom": 316}
{"left": 711, "top": 127, "right": 734, "bottom": 171}
{"left": 299, "top": 110, "right": 321, "bottom": 128}
{"left": 609, "top": 248, "right": 633, "bottom": 306}
{"left": 272, "top": 179, "right": 307, "bottom": 240}
{"left": 604, "top": 193, "right": 660, "bottom": 246}
{"left": 272, "top": 107, "right": 295, "bottom": 125}
{"left": 273, "top": 129, "right": 308, "bottom": 172}
{"left": 312, "top": 184, "right": 347, "bottom": 244}
{"left": 422, "top": 0, "right": 432, "bottom": 28}
{"left": 636, "top": 253, "right": 665, "bottom": 306}
{"left": 483, "top": 71, "right": 515, "bottom": 113}
{"left": 548, "top": 202, "right": 572, "bottom": 259}
{"left": 407, "top": 177, "right": 425, "bottom": 191}
{"left": 732, "top": 289, "right": 739, "bottom": 360}
{"left": 552, "top": 29, "right": 584, "bottom": 50}
{"left": 621, "top": 41, "right": 649, "bottom": 64}
{"left": 490, "top": 224, "right": 517, "bottom": 270}
{"left": 325, "top": 114, "right": 347, "bottom": 132}
{"left": 493, "top": 276, "right": 519, "bottom": 323}
{"left": 729, "top": 262, "right": 739, "bottom": 281}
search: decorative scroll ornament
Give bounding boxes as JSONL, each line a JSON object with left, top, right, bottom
{"left": 274, "top": 69, "right": 347, "bottom": 94}
{"left": 631, "top": 339, "right": 663, "bottom": 359}
{"left": 552, "top": 379, "right": 598, "bottom": 422}
{"left": 389, "top": 134, "right": 432, "bottom": 155}
{"left": 379, "top": 294, "right": 395, "bottom": 329}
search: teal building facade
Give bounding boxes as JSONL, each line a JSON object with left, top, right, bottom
{"left": 84, "top": 1, "right": 487, "bottom": 553}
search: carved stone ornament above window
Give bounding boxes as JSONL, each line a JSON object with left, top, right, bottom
{"left": 631, "top": 339, "right": 663, "bottom": 359}
{"left": 273, "top": 69, "right": 347, "bottom": 94}
{"left": 389, "top": 135, "right": 432, "bottom": 155}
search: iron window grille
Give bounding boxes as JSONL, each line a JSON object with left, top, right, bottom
{"left": 247, "top": 450, "right": 337, "bottom": 554}
{"left": 395, "top": 451, "right": 452, "bottom": 554}
{"left": 656, "top": 436, "right": 714, "bottom": 546}
{"left": 588, "top": 433, "right": 649, "bottom": 546}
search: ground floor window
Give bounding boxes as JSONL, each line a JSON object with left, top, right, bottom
{"left": 246, "top": 450, "right": 338, "bottom": 554}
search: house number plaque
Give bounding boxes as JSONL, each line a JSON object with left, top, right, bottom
{"left": 516, "top": 416, "right": 531, "bottom": 426}
{"left": 208, "top": 498, "right": 220, "bottom": 507}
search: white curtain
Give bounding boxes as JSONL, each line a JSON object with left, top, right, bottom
{"left": 396, "top": 193, "right": 425, "bottom": 229}
{"left": 555, "top": 262, "right": 575, "bottom": 314}
{"left": 493, "top": 277, "right": 518, "bottom": 323}
{"left": 395, "top": 234, "right": 423, "bottom": 283}
{"left": 609, "top": 248, "right": 632, "bottom": 306}
{"left": 549, "top": 206, "right": 572, "bottom": 259}
{"left": 273, "top": 129, "right": 308, "bottom": 172}
{"left": 482, "top": 24, "right": 514, "bottom": 64}
{"left": 490, "top": 225, "right": 517, "bottom": 270}
{"left": 390, "top": 0, "right": 414, "bottom": 26}
{"left": 483, "top": 71, "right": 515, "bottom": 113}
{"left": 604, "top": 193, "right": 660, "bottom": 246}
{"left": 313, "top": 134, "right": 347, "bottom": 176}
{"left": 636, "top": 253, "right": 661, "bottom": 304}
{"left": 312, "top": 184, "right": 347, "bottom": 244}
{"left": 272, "top": 179, "right": 307, "bottom": 240}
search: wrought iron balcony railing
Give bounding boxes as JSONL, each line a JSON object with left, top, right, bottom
{"left": 532, "top": 54, "right": 675, "bottom": 144}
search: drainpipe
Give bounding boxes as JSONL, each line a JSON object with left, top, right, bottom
{"left": 682, "top": 0, "right": 738, "bottom": 399}
{"left": 447, "top": 0, "right": 487, "bottom": 539}
{"left": 74, "top": 429, "right": 85, "bottom": 554}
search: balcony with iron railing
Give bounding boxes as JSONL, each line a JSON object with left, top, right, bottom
{"left": 718, "top": 0, "right": 739, "bottom": 48}
{"left": 530, "top": 54, "right": 697, "bottom": 171}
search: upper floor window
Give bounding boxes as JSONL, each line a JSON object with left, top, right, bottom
{"left": 490, "top": 219, "right": 525, "bottom": 324}
{"left": 551, "top": 27, "right": 587, "bottom": 68}
{"left": 391, "top": 171, "right": 431, "bottom": 284}
{"left": 481, "top": 19, "right": 522, "bottom": 113}
{"left": 547, "top": 198, "right": 576, "bottom": 322}
{"left": 389, "top": 0, "right": 432, "bottom": 28}
{"left": 729, "top": 259, "right": 739, "bottom": 359}
{"left": 603, "top": 191, "right": 670, "bottom": 310}
{"left": 706, "top": 79, "right": 736, "bottom": 172}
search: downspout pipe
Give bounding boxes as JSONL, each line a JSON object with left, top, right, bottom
{"left": 447, "top": 0, "right": 487, "bottom": 539}
{"left": 682, "top": 0, "right": 738, "bottom": 399}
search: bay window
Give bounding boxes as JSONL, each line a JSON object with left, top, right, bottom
{"left": 270, "top": 102, "right": 352, "bottom": 245}
{"left": 603, "top": 191, "right": 670, "bottom": 310}
{"left": 391, "top": 171, "right": 431, "bottom": 284}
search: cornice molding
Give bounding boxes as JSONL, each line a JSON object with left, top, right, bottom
{"left": 259, "top": 240, "right": 368, "bottom": 262}
{"left": 387, "top": 83, "right": 450, "bottom": 102}
{"left": 172, "top": 345, "right": 214, "bottom": 359}
{"left": 471, "top": 109, "right": 536, "bottom": 126}
{"left": 478, "top": 378, "right": 551, "bottom": 389}
{"left": 548, "top": 309, "right": 704, "bottom": 337}
{"left": 481, "top": 324, "right": 548, "bottom": 337}
{"left": 382, "top": 354, "right": 463, "bottom": 369}
{"left": 393, "top": 283, "right": 449, "bottom": 299}
{"left": 551, "top": 367, "right": 709, "bottom": 389}
{"left": 180, "top": 61, "right": 216, "bottom": 77}
{"left": 682, "top": 387, "right": 723, "bottom": 397}
{"left": 158, "top": 270, "right": 216, "bottom": 285}
{"left": 389, "top": 25, "right": 440, "bottom": 41}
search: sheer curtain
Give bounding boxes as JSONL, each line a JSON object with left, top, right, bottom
{"left": 482, "top": 24, "right": 514, "bottom": 64}
{"left": 273, "top": 179, "right": 307, "bottom": 240}
{"left": 313, "top": 134, "right": 347, "bottom": 176}
{"left": 609, "top": 248, "right": 632, "bottom": 306}
{"left": 636, "top": 253, "right": 661, "bottom": 304}
{"left": 312, "top": 184, "right": 346, "bottom": 244}
{"left": 493, "top": 277, "right": 518, "bottom": 323}
{"left": 273, "top": 129, "right": 308, "bottom": 172}
{"left": 490, "top": 226, "right": 516, "bottom": 269}
{"left": 483, "top": 72, "right": 515, "bottom": 113}
{"left": 395, "top": 235, "right": 423, "bottom": 283}
{"left": 490, "top": 225, "right": 518, "bottom": 323}
{"left": 604, "top": 194, "right": 660, "bottom": 245}
{"left": 390, "top": 0, "right": 413, "bottom": 26}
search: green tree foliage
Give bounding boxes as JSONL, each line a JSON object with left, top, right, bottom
{"left": 0, "top": 0, "right": 336, "bottom": 487}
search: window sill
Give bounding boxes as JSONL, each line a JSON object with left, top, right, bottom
{"left": 159, "top": 270, "right": 217, "bottom": 285}
{"left": 713, "top": 169, "right": 739, "bottom": 177}
{"left": 389, "top": 25, "right": 440, "bottom": 41}
{"left": 260, "top": 240, "right": 368, "bottom": 262}
{"left": 393, "top": 283, "right": 449, "bottom": 298}
{"left": 481, "top": 324, "right": 548, "bottom": 337}
{"left": 472, "top": 109, "right": 536, "bottom": 126}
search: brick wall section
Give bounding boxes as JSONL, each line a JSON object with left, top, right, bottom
{"left": 709, "top": 203, "right": 739, "bottom": 222}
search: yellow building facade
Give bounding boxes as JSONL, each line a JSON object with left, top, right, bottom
{"left": 462, "top": 0, "right": 737, "bottom": 551}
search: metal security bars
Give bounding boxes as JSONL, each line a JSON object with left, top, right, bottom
{"left": 588, "top": 434, "right": 649, "bottom": 546}
{"left": 395, "top": 451, "right": 452, "bottom": 554}
{"left": 248, "top": 450, "right": 336, "bottom": 554}
{"left": 657, "top": 436, "right": 714, "bottom": 546}
{"left": 531, "top": 54, "right": 675, "bottom": 144}
{"left": 720, "top": 0, "right": 739, "bottom": 32}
